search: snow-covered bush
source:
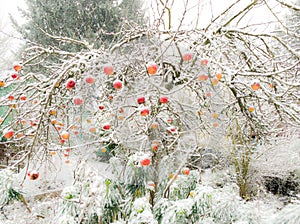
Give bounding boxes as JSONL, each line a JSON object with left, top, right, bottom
{"left": 128, "top": 197, "right": 158, "bottom": 224}
{"left": 56, "top": 161, "right": 106, "bottom": 223}
{"left": 0, "top": 169, "right": 25, "bottom": 208}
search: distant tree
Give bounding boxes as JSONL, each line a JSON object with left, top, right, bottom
{"left": 12, "top": 0, "right": 145, "bottom": 51}
{"left": 0, "top": 17, "right": 18, "bottom": 71}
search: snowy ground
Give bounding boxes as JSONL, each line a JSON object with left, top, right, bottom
{"left": 0, "top": 140, "right": 299, "bottom": 224}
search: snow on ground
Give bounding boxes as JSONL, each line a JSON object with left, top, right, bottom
{"left": 0, "top": 142, "right": 299, "bottom": 223}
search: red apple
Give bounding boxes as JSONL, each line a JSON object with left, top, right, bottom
{"left": 151, "top": 143, "right": 159, "bottom": 151}
{"left": 103, "top": 123, "right": 111, "bottom": 130}
{"left": 182, "top": 53, "right": 192, "bottom": 61}
{"left": 137, "top": 97, "right": 145, "bottom": 104}
{"left": 99, "top": 105, "right": 105, "bottom": 110}
{"left": 11, "top": 74, "right": 18, "bottom": 79}
{"left": 66, "top": 78, "right": 76, "bottom": 90}
{"left": 8, "top": 95, "right": 14, "bottom": 101}
{"left": 30, "top": 119, "right": 38, "bottom": 127}
{"left": 200, "top": 59, "right": 209, "bottom": 66}
{"left": 113, "top": 80, "right": 123, "bottom": 90}
{"left": 159, "top": 96, "right": 168, "bottom": 104}
{"left": 147, "top": 62, "right": 158, "bottom": 75}
{"left": 85, "top": 75, "right": 95, "bottom": 84}
{"left": 182, "top": 167, "right": 190, "bottom": 175}
{"left": 103, "top": 64, "right": 114, "bottom": 75}
{"left": 28, "top": 170, "right": 39, "bottom": 180}
{"left": 140, "top": 107, "right": 150, "bottom": 116}
{"left": 4, "top": 130, "right": 14, "bottom": 139}
{"left": 198, "top": 74, "right": 208, "bottom": 81}
{"left": 20, "top": 95, "right": 27, "bottom": 101}
{"left": 73, "top": 96, "right": 83, "bottom": 106}
{"left": 140, "top": 158, "right": 151, "bottom": 166}
{"left": 167, "top": 126, "right": 176, "bottom": 133}
{"left": 166, "top": 118, "right": 172, "bottom": 124}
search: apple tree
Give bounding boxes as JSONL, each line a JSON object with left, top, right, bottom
{"left": 1, "top": 0, "right": 300, "bottom": 223}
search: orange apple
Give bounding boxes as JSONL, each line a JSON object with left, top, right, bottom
{"left": 13, "top": 64, "right": 22, "bottom": 72}
{"left": 248, "top": 106, "right": 255, "bottom": 113}
{"left": 147, "top": 62, "right": 158, "bottom": 75}
{"left": 0, "top": 81, "right": 6, "bottom": 87}
{"left": 189, "top": 191, "right": 195, "bottom": 197}
{"left": 4, "top": 130, "right": 14, "bottom": 139}
{"left": 198, "top": 74, "right": 208, "bottom": 81}
{"left": 216, "top": 73, "right": 222, "bottom": 80}
{"left": 152, "top": 122, "right": 159, "bottom": 129}
{"left": 101, "top": 147, "right": 107, "bottom": 153}
{"left": 251, "top": 82, "right": 260, "bottom": 91}
{"left": 0, "top": 117, "right": 3, "bottom": 123}
{"left": 49, "top": 150, "right": 56, "bottom": 155}
{"left": 17, "top": 133, "right": 23, "bottom": 138}
{"left": 182, "top": 167, "right": 190, "bottom": 175}
{"left": 61, "top": 131, "right": 70, "bottom": 140}
{"left": 211, "top": 78, "right": 219, "bottom": 85}
{"left": 212, "top": 122, "right": 218, "bottom": 127}
{"left": 51, "top": 119, "right": 57, "bottom": 125}
{"left": 89, "top": 127, "right": 96, "bottom": 133}
{"left": 212, "top": 113, "right": 218, "bottom": 119}
{"left": 49, "top": 108, "right": 57, "bottom": 115}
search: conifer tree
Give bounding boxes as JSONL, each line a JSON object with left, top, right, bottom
{"left": 13, "top": 0, "right": 144, "bottom": 51}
